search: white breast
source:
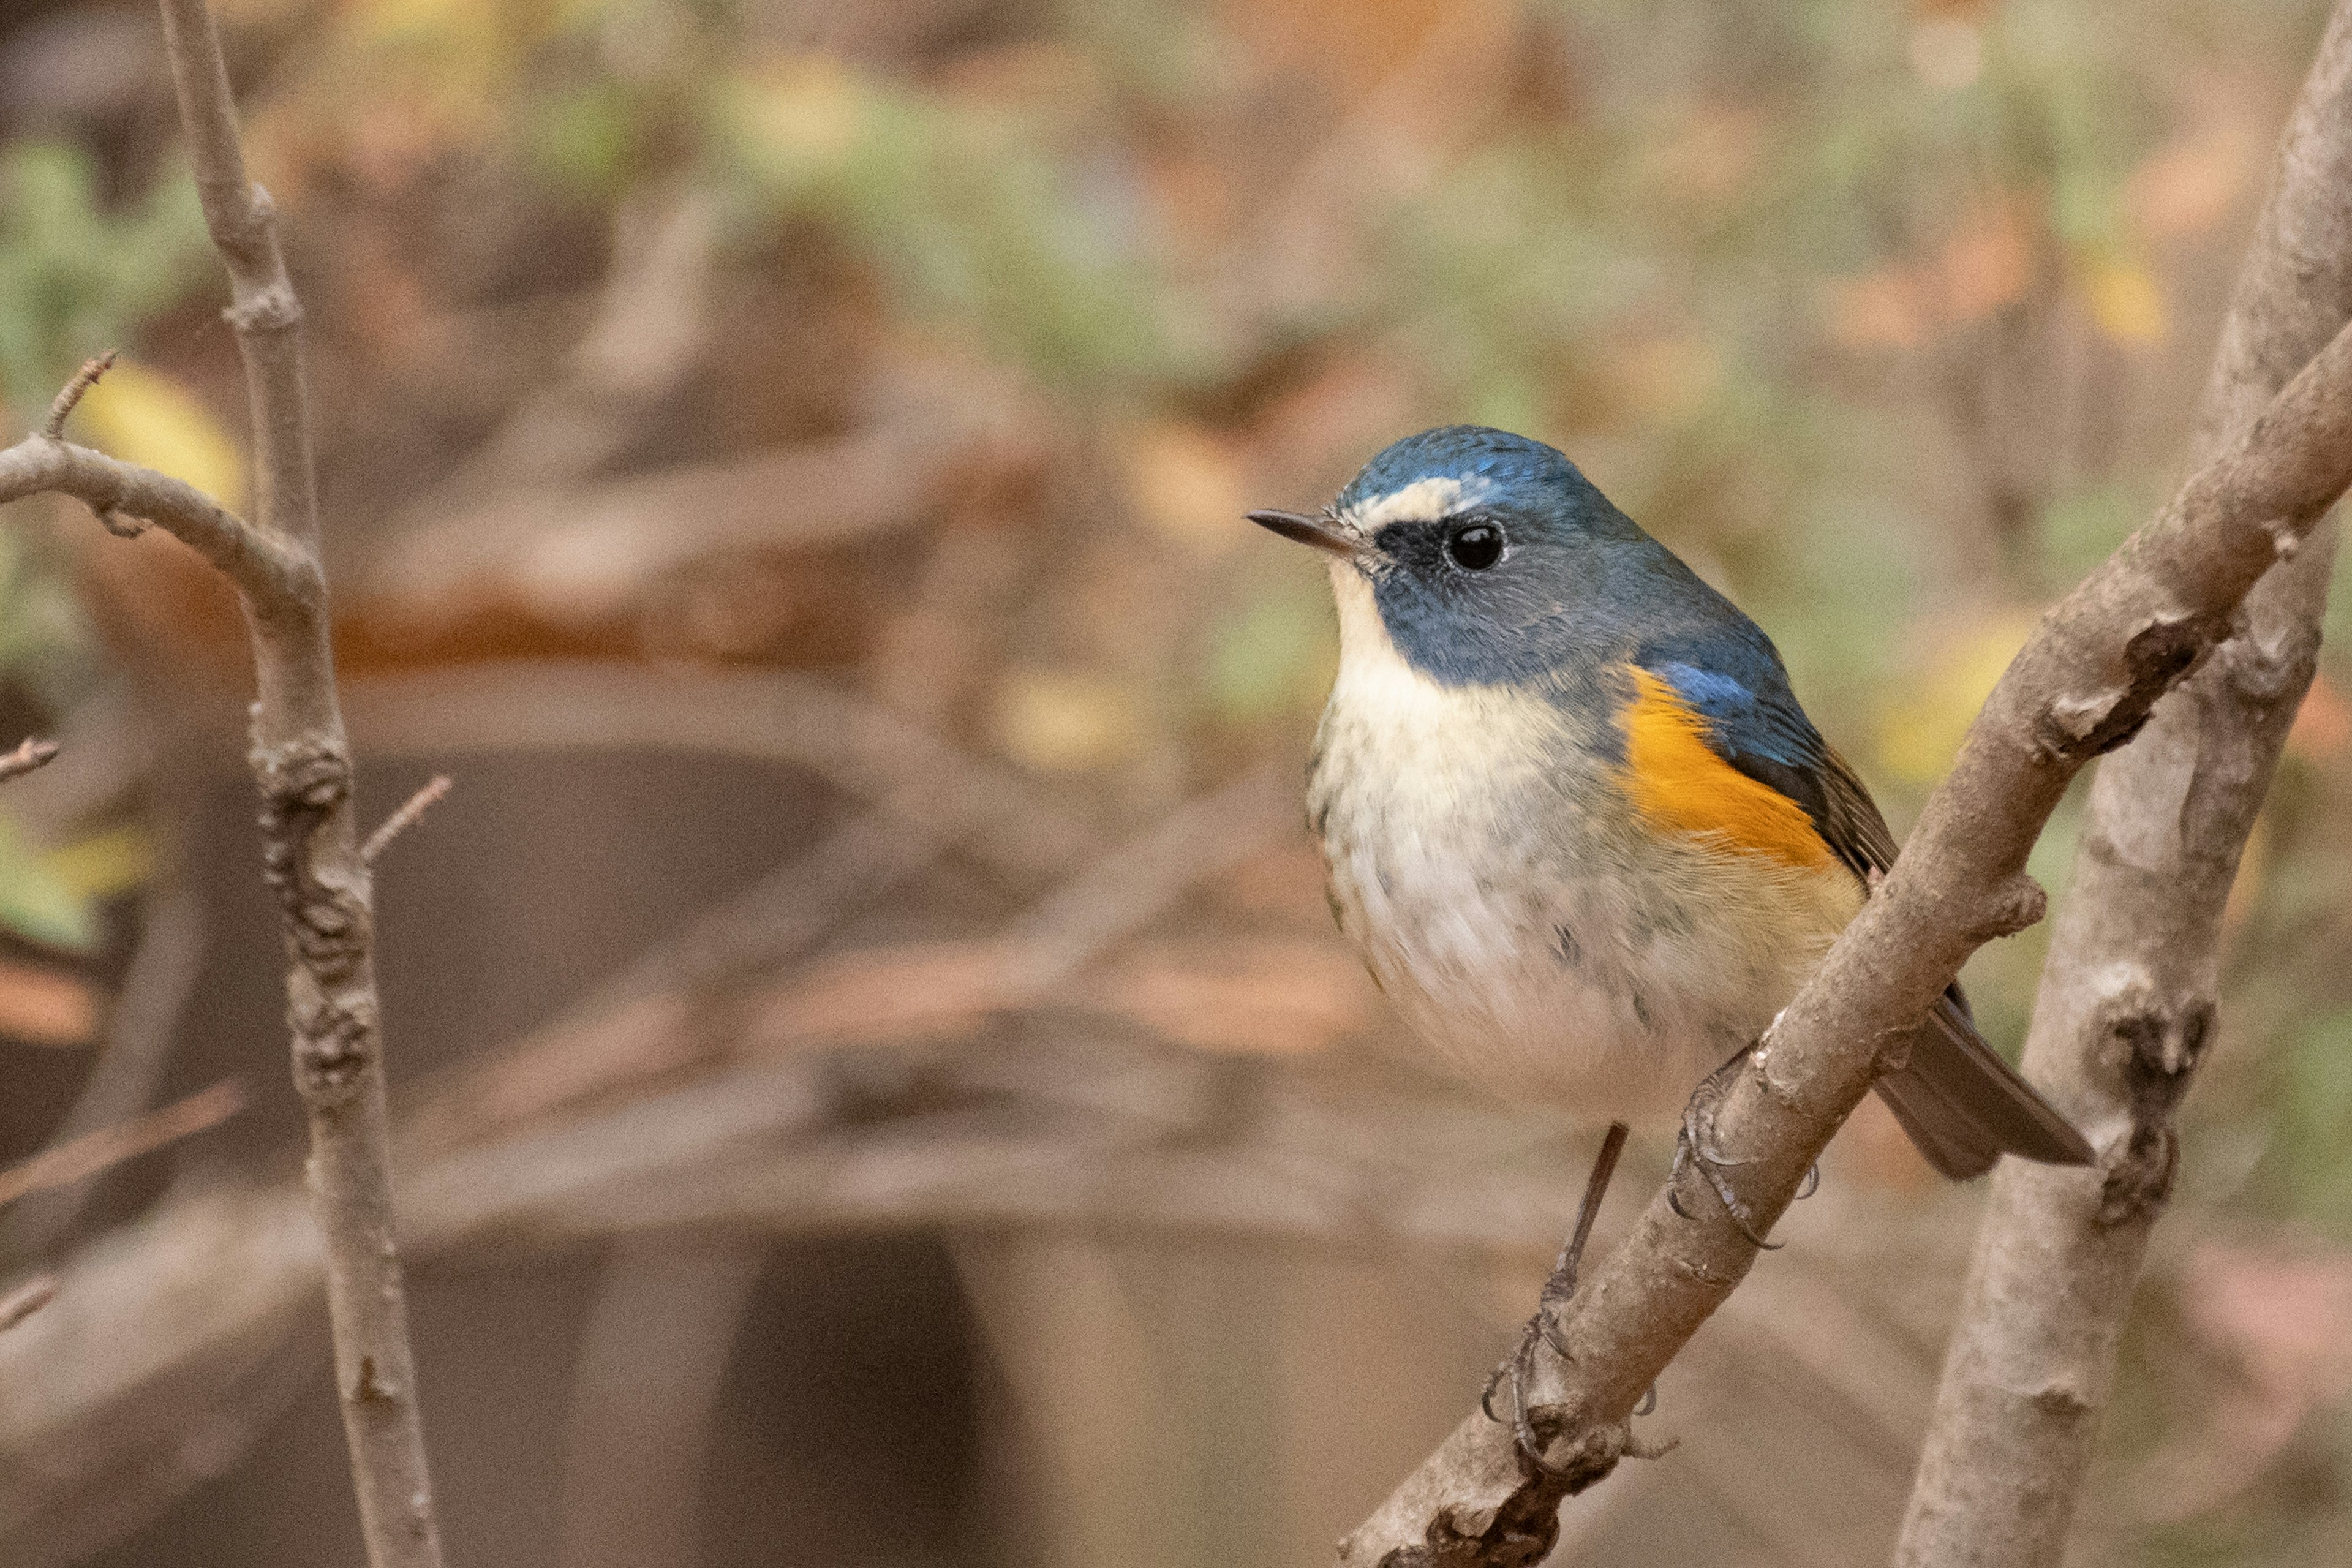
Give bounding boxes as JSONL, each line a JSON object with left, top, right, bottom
{"left": 1308, "top": 562, "right": 1863, "bottom": 1126}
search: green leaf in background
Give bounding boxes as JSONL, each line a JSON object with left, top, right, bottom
{"left": 0, "top": 141, "right": 210, "bottom": 423}
{"left": 0, "top": 811, "right": 96, "bottom": 954}
{"left": 2260, "top": 1008, "right": 2352, "bottom": 1236}
{"left": 711, "top": 55, "right": 1176, "bottom": 391}
{"left": 1202, "top": 571, "right": 1336, "bottom": 725}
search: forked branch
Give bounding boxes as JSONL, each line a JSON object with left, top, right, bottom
{"left": 1896, "top": 4, "right": 2352, "bottom": 1562}
{"left": 1340, "top": 256, "right": 2352, "bottom": 1568}
{"left": 0, "top": 3, "right": 448, "bottom": 1566}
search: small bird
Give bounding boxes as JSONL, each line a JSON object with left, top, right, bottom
{"left": 1251, "top": 426, "right": 2090, "bottom": 1245}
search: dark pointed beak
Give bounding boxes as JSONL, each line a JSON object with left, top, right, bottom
{"left": 1248, "top": 508, "right": 1357, "bottom": 557}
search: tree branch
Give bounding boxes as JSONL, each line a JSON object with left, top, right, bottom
{"left": 0, "top": 737, "right": 58, "bottom": 783}
{"left": 1894, "top": 6, "right": 2352, "bottom": 1562}
{"left": 0, "top": 2, "right": 448, "bottom": 1565}
{"left": 1337, "top": 221, "right": 2352, "bottom": 1568}
{"left": 0, "top": 431, "right": 315, "bottom": 608}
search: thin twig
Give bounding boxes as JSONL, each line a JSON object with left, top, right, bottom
{"left": 28, "top": 4, "right": 457, "bottom": 1566}
{"left": 344, "top": 661, "right": 1106, "bottom": 880}
{"left": 0, "top": 433, "right": 314, "bottom": 606}
{"left": 1896, "top": 6, "right": 2352, "bottom": 1562}
{"left": 360, "top": 775, "right": 451, "bottom": 865}
{"left": 0, "top": 1080, "right": 244, "bottom": 1208}
{"left": 1338, "top": 288, "right": 2352, "bottom": 1566}
{"left": 0, "top": 1276, "right": 53, "bottom": 1334}
{"left": 0, "top": 739, "right": 58, "bottom": 783}
{"left": 40, "top": 352, "right": 115, "bottom": 441}
{"left": 0, "top": 879, "right": 206, "bottom": 1261}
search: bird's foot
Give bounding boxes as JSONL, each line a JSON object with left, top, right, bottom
{"left": 1481, "top": 1121, "right": 1635, "bottom": 1472}
{"left": 1481, "top": 1275, "right": 1660, "bottom": 1472}
{"left": 1667, "top": 1046, "right": 1782, "bottom": 1249}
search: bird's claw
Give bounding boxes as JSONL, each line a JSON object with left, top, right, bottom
{"left": 1481, "top": 1313, "right": 1566, "bottom": 1472}
{"left": 1482, "top": 1306, "right": 1663, "bottom": 1476}
{"left": 1669, "top": 1047, "right": 1783, "bottom": 1250}
{"left": 1482, "top": 1242, "right": 1583, "bottom": 1467}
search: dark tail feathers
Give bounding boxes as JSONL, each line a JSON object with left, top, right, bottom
{"left": 1871, "top": 987, "right": 2095, "bottom": 1180}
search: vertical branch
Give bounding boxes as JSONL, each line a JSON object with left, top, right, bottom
{"left": 1894, "top": 6, "right": 2352, "bottom": 1564}
{"left": 150, "top": 3, "right": 447, "bottom": 1566}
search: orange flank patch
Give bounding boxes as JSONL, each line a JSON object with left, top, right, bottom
{"left": 1618, "top": 668, "right": 1834, "bottom": 869}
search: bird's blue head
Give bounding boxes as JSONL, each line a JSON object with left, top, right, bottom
{"left": 1253, "top": 426, "right": 1697, "bottom": 687}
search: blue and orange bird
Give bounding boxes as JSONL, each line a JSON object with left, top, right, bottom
{"left": 1250, "top": 426, "right": 2091, "bottom": 1310}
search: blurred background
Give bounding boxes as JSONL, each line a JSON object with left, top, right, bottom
{"left": 0, "top": 0, "right": 2348, "bottom": 1563}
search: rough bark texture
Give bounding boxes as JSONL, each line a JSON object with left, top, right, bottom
{"left": 1336, "top": 183, "right": 2352, "bottom": 1568}
{"left": 0, "top": 4, "right": 448, "bottom": 1566}
{"left": 1891, "top": 8, "right": 2352, "bottom": 1565}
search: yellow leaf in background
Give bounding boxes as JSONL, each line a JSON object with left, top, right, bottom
{"left": 70, "top": 363, "right": 247, "bottom": 516}
{"left": 740, "top": 54, "right": 869, "bottom": 171}
{"left": 1875, "top": 611, "right": 2038, "bottom": 786}
{"left": 346, "top": 0, "right": 505, "bottom": 50}
{"left": 994, "top": 668, "right": 1142, "bottom": 774}
{"left": 2081, "top": 257, "right": 2169, "bottom": 345}
{"left": 1120, "top": 420, "right": 1250, "bottom": 556}
{"left": 1620, "top": 336, "right": 1722, "bottom": 422}
{"left": 42, "top": 824, "right": 153, "bottom": 902}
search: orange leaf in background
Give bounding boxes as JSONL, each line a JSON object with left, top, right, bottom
{"left": 2286, "top": 668, "right": 2351, "bottom": 760}
{"left": 1144, "top": 152, "right": 1239, "bottom": 257}
{"left": 1825, "top": 269, "right": 1929, "bottom": 350}
{"left": 2128, "top": 116, "right": 2261, "bottom": 239}
{"left": 0, "top": 961, "right": 96, "bottom": 1047}
{"left": 1937, "top": 198, "right": 2034, "bottom": 322}
{"left": 1218, "top": 0, "right": 1472, "bottom": 96}
{"left": 1827, "top": 198, "right": 2035, "bottom": 348}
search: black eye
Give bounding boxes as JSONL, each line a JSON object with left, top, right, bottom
{"left": 1446, "top": 522, "right": 1503, "bottom": 571}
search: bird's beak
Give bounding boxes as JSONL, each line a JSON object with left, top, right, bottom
{"left": 1248, "top": 508, "right": 1357, "bottom": 557}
